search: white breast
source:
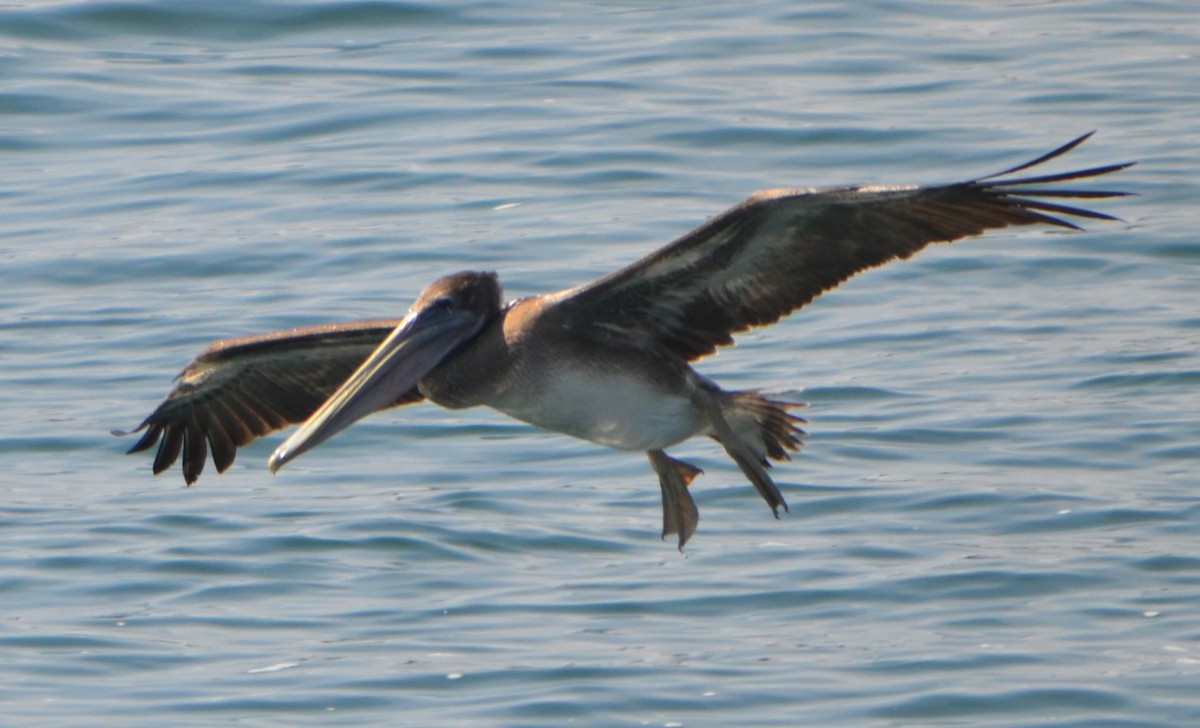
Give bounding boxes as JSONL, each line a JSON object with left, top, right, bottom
{"left": 489, "top": 368, "right": 710, "bottom": 452}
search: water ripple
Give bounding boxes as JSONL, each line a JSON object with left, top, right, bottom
{"left": 2, "top": 1, "right": 1196, "bottom": 725}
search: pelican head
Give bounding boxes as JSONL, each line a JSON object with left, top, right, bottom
{"left": 268, "top": 270, "right": 502, "bottom": 472}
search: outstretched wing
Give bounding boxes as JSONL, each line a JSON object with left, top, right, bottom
{"left": 554, "top": 133, "right": 1132, "bottom": 360}
{"left": 120, "top": 319, "right": 417, "bottom": 484}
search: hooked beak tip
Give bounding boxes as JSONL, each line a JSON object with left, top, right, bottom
{"left": 267, "top": 449, "right": 287, "bottom": 474}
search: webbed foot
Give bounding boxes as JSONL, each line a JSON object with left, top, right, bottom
{"left": 647, "top": 449, "right": 702, "bottom": 550}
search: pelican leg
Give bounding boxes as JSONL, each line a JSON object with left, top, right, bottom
{"left": 647, "top": 449, "right": 702, "bottom": 550}
{"left": 725, "top": 443, "right": 788, "bottom": 518}
{"left": 695, "top": 390, "right": 790, "bottom": 518}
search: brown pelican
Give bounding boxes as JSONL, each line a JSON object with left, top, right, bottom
{"left": 121, "top": 133, "right": 1131, "bottom": 548}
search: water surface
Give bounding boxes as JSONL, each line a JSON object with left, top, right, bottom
{"left": 2, "top": 1, "right": 1198, "bottom": 725}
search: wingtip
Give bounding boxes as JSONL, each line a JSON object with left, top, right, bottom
{"left": 980, "top": 131, "right": 1105, "bottom": 181}
{"left": 112, "top": 417, "right": 150, "bottom": 439}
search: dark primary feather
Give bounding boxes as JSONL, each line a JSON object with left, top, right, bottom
{"left": 557, "top": 132, "right": 1133, "bottom": 361}
{"left": 122, "top": 319, "right": 418, "bottom": 484}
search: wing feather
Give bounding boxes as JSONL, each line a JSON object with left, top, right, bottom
{"left": 554, "top": 133, "right": 1131, "bottom": 360}
{"left": 121, "top": 319, "right": 418, "bottom": 484}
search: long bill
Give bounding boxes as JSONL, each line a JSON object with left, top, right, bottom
{"left": 267, "top": 307, "right": 482, "bottom": 473}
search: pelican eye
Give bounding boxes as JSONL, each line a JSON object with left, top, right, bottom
{"left": 431, "top": 296, "right": 455, "bottom": 312}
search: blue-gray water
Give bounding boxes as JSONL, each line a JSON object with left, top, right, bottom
{"left": 2, "top": 1, "right": 1197, "bottom": 725}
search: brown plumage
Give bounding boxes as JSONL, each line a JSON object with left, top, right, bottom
{"left": 122, "top": 133, "right": 1131, "bottom": 547}
{"left": 561, "top": 133, "right": 1130, "bottom": 361}
{"left": 120, "top": 320, "right": 413, "bottom": 483}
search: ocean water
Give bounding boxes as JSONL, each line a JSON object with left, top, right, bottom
{"left": 2, "top": 0, "right": 1198, "bottom": 725}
